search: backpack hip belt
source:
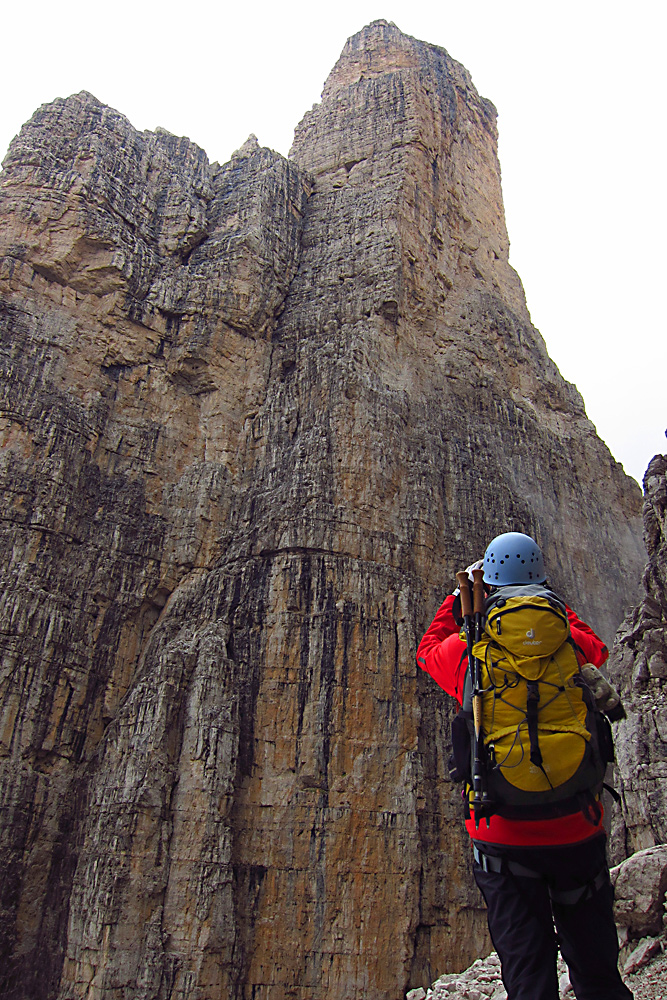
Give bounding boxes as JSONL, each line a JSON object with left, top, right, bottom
{"left": 473, "top": 845, "right": 610, "bottom": 905}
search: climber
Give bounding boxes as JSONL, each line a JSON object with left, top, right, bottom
{"left": 416, "top": 531, "right": 633, "bottom": 1000}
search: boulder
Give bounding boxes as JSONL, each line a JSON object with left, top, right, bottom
{"left": 611, "top": 844, "right": 667, "bottom": 938}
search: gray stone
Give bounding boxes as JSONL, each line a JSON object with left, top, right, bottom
{"left": 623, "top": 936, "right": 663, "bottom": 975}
{"left": 649, "top": 651, "right": 667, "bottom": 679}
{"left": 611, "top": 845, "right": 667, "bottom": 938}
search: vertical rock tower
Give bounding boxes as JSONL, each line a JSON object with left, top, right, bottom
{"left": 0, "top": 20, "right": 644, "bottom": 1000}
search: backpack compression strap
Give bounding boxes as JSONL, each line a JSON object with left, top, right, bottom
{"left": 526, "top": 679, "right": 554, "bottom": 789}
{"left": 526, "top": 680, "right": 543, "bottom": 769}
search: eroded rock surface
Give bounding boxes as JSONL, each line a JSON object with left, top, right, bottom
{"left": 611, "top": 844, "right": 667, "bottom": 940}
{"left": 607, "top": 453, "right": 667, "bottom": 859}
{"left": 0, "top": 20, "right": 645, "bottom": 1000}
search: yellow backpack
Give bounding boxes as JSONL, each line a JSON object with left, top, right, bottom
{"left": 467, "top": 585, "right": 612, "bottom": 815}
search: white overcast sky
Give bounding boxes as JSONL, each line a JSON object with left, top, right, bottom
{"left": 1, "top": 0, "right": 664, "bottom": 486}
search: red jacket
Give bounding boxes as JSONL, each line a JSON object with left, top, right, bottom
{"left": 417, "top": 593, "right": 610, "bottom": 847}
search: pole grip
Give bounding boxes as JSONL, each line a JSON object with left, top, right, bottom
{"left": 472, "top": 568, "right": 485, "bottom": 616}
{"left": 473, "top": 694, "right": 483, "bottom": 738}
{"left": 457, "top": 572, "right": 472, "bottom": 617}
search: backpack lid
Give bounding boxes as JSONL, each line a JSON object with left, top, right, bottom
{"left": 485, "top": 584, "right": 566, "bottom": 613}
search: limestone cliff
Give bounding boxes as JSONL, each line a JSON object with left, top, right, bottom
{"left": 0, "top": 20, "right": 645, "bottom": 1000}
{"left": 607, "top": 451, "right": 667, "bottom": 861}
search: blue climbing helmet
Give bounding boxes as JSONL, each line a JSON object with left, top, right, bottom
{"left": 482, "top": 532, "right": 547, "bottom": 585}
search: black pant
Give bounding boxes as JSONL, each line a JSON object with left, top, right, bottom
{"left": 473, "top": 836, "right": 633, "bottom": 1000}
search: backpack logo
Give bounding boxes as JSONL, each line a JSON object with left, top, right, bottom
{"left": 523, "top": 626, "right": 541, "bottom": 646}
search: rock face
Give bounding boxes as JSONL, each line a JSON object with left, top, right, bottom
{"left": 0, "top": 20, "right": 645, "bottom": 1000}
{"left": 611, "top": 844, "right": 667, "bottom": 941}
{"left": 607, "top": 453, "right": 667, "bottom": 859}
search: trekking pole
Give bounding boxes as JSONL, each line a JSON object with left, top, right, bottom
{"left": 456, "top": 570, "right": 482, "bottom": 820}
{"left": 471, "top": 568, "right": 491, "bottom": 814}
{"left": 457, "top": 569, "right": 489, "bottom": 821}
